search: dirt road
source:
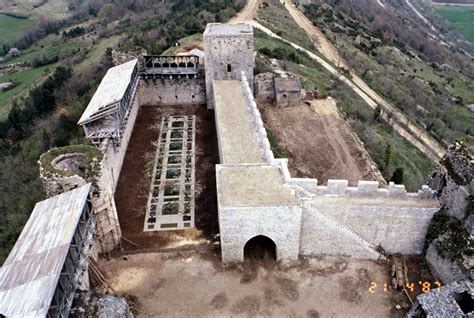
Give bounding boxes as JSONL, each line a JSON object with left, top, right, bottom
{"left": 283, "top": 0, "right": 348, "bottom": 69}
{"left": 238, "top": 1, "right": 444, "bottom": 163}
{"left": 230, "top": 0, "right": 261, "bottom": 23}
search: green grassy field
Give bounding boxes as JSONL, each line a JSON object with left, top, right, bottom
{"left": 161, "top": 34, "right": 203, "bottom": 55}
{"left": 0, "top": 14, "right": 36, "bottom": 45}
{"left": 74, "top": 36, "right": 121, "bottom": 73}
{"left": 0, "top": 64, "right": 57, "bottom": 119}
{"left": 257, "top": 0, "right": 314, "bottom": 51}
{"left": 434, "top": 5, "right": 474, "bottom": 42}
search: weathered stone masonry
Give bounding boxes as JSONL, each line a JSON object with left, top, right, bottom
{"left": 213, "top": 62, "right": 440, "bottom": 262}
{"left": 40, "top": 23, "right": 441, "bottom": 265}
{"left": 204, "top": 23, "right": 254, "bottom": 109}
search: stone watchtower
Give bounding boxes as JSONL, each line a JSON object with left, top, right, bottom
{"left": 203, "top": 23, "right": 254, "bottom": 109}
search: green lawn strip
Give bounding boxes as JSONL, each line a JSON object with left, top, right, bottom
{"left": 160, "top": 223, "right": 178, "bottom": 228}
{"left": 74, "top": 36, "right": 121, "bottom": 74}
{"left": 257, "top": 0, "right": 314, "bottom": 51}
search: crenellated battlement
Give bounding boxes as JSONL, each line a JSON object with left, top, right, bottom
{"left": 240, "top": 71, "right": 436, "bottom": 202}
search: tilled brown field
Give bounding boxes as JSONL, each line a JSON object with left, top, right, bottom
{"left": 114, "top": 104, "right": 219, "bottom": 252}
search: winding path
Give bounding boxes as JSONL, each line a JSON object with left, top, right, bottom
{"left": 231, "top": 0, "right": 446, "bottom": 162}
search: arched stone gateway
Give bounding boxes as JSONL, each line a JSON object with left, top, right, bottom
{"left": 243, "top": 235, "right": 277, "bottom": 262}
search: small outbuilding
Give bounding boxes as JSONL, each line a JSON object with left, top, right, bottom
{"left": 274, "top": 76, "right": 302, "bottom": 107}
{"left": 254, "top": 72, "right": 303, "bottom": 107}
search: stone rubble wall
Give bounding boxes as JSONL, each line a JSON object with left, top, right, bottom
{"left": 112, "top": 49, "right": 146, "bottom": 67}
{"left": 428, "top": 142, "right": 473, "bottom": 221}
{"left": 138, "top": 76, "right": 206, "bottom": 106}
{"left": 436, "top": 177, "right": 470, "bottom": 220}
{"left": 425, "top": 244, "right": 468, "bottom": 284}
{"left": 254, "top": 72, "right": 275, "bottom": 103}
{"left": 425, "top": 142, "right": 473, "bottom": 283}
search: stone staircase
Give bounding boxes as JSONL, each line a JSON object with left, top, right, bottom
{"left": 308, "top": 203, "right": 384, "bottom": 260}
{"left": 292, "top": 184, "right": 384, "bottom": 260}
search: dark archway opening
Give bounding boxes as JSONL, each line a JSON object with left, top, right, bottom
{"left": 244, "top": 235, "right": 276, "bottom": 262}
{"left": 453, "top": 291, "right": 474, "bottom": 314}
{"left": 227, "top": 64, "right": 232, "bottom": 73}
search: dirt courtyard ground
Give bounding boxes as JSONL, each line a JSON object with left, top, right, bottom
{"left": 99, "top": 250, "right": 424, "bottom": 317}
{"left": 259, "top": 99, "right": 386, "bottom": 186}
{"left": 114, "top": 104, "right": 219, "bottom": 252}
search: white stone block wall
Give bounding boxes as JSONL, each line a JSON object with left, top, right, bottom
{"left": 138, "top": 77, "right": 206, "bottom": 106}
{"left": 301, "top": 203, "right": 438, "bottom": 256}
{"left": 204, "top": 25, "right": 254, "bottom": 109}
{"left": 218, "top": 205, "right": 303, "bottom": 262}
{"left": 299, "top": 208, "right": 380, "bottom": 259}
{"left": 215, "top": 72, "right": 440, "bottom": 262}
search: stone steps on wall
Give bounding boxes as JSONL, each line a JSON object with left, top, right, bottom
{"left": 307, "top": 204, "right": 383, "bottom": 259}
{"left": 293, "top": 185, "right": 314, "bottom": 199}
{"left": 292, "top": 184, "right": 383, "bottom": 259}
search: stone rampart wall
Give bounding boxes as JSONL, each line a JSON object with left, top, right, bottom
{"left": 218, "top": 205, "right": 303, "bottom": 263}
{"left": 100, "top": 97, "right": 140, "bottom": 192}
{"left": 301, "top": 202, "right": 438, "bottom": 256}
{"left": 137, "top": 76, "right": 206, "bottom": 106}
{"left": 235, "top": 72, "right": 440, "bottom": 259}
{"left": 241, "top": 72, "right": 436, "bottom": 201}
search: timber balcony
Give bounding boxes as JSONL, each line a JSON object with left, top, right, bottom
{"left": 143, "top": 55, "right": 199, "bottom": 76}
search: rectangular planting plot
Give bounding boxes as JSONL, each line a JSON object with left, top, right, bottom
{"left": 144, "top": 115, "right": 196, "bottom": 231}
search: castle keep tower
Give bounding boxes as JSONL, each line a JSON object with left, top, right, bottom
{"left": 203, "top": 23, "right": 254, "bottom": 109}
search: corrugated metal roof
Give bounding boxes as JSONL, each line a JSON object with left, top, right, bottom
{"left": 0, "top": 183, "right": 91, "bottom": 317}
{"left": 78, "top": 59, "right": 138, "bottom": 125}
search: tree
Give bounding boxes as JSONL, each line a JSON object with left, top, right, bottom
{"left": 373, "top": 105, "right": 382, "bottom": 122}
{"left": 384, "top": 143, "right": 391, "bottom": 171}
{"left": 98, "top": 3, "right": 118, "bottom": 23}
{"left": 391, "top": 167, "right": 404, "bottom": 184}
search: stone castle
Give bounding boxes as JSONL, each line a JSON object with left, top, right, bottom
{"left": 0, "top": 23, "right": 445, "bottom": 316}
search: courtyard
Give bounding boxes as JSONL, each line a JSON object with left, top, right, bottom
{"left": 114, "top": 104, "right": 219, "bottom": 252}
{"left": 99, "top": 250, "right": 434, "bottom": 317}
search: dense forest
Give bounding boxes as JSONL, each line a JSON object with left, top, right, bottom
{"left": 0, "top": 0, "right": 243, "bottom": 263}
